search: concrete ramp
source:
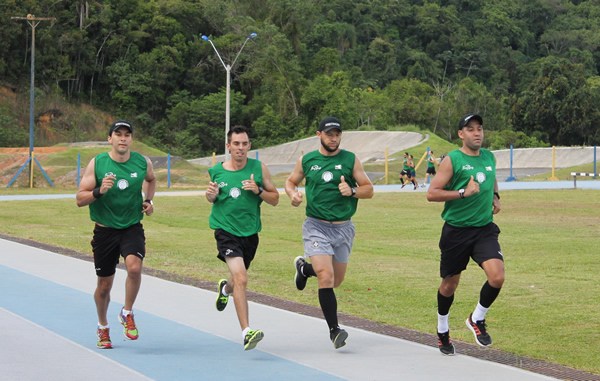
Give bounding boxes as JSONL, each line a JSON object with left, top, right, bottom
{"left": 493, "top": 146, "right": 595, "bottom": 169}
{"left": 189, "top": 131, "right": 425, "bottom": 167}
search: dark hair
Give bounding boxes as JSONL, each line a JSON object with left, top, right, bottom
{"left": 227, "top": 125, "right": 249, "bottom": 142}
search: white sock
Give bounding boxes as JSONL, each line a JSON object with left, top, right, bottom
{"left": 121, "top": 308, "right": 132, "bottom": 316}
{"left": 472, "top": 303, "right": 489, "bottom": 322}
{"left": 98, "top": 323, "right": 109, "bottom": 329}
{"left": 437, "top": 313, "right": 449, "bottom": 333}
{"left": 242, "top": 327, "right": 251, "bottom": 338}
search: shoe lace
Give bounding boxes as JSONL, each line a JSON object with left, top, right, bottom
{"left": 98, "top": 328, "right": 110, "bottom": 341}
{"left": 475, "top": 319, "right": 487, "bottom": 335}
{"left": 438, "top": 332, "right": 451, "bottom": 345}
{"left": 124, "top": 314, "right": 136, "bottom": 330}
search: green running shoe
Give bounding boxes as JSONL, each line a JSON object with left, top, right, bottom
{"left": 244, "top": 329, "right": 264, "bottom": 351}
{"left": 96, "top": 327, "right": 112, "bottom": 349}
{"left": 118, "top": 309, "right": 139, "bottom": 340}
{"left": 216, "top": 279, "right": 229, "bottom": 311}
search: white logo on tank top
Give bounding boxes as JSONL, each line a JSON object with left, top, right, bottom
{"left": 322, "top": 171, "right": 333, "bottom": 182}
{"left": 229, "top": 187, "right": 241, "bottom": 198}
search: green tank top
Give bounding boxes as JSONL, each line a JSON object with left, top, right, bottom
{"left": 302, "top": 149, "right": 358, "bottom": 221}
{"left": 427, "top": 155, "right": 435, "bottom": 168}
{"left": 89, "top": 152, "right": 147, "bottom": 229}
{"left": 208, "top": 158, "right": 264, "bottom": 237}
{"left": 403, "top": 157, "right": 410, "bottom": 171}
{"left": 442, "top": 148, "right": 496, "bottom": 227}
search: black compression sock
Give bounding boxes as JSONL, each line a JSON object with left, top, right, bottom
{"left": 318, "top": 288, "right": 338, "bottom": 330}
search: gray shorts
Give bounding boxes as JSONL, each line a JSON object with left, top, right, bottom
{"left": 302, "top": 217, "right": 355, "bottom": 263}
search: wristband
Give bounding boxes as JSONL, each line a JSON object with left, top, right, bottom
{"left": 92, "top": 187, "right": 103, "bottom": 199}
{"left": 144, "top": 199, "right": 153, "bottom": 205}
{"left": 257, "top": 186, "right": 263, "bottom": 196}
{"left": 351, "top": 187, "right": 357, "bottom": 197}
{"left": 458, "top": 189, "right": 465, "bottom": 199}
{"left": 494, "top": 192, "right": 500, "bottom": 200}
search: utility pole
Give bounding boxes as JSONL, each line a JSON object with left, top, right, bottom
{"left": 9, "top": 14, "right": 55, "bottom": 188}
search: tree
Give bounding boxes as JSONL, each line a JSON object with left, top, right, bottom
{"left": 512, "top": 57, "right": 598, "bottom": 145}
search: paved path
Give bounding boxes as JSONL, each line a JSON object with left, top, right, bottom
{"left": 0, "top": 238, "right": 565, "bottom": 381}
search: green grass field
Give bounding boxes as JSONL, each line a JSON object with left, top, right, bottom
{"left": 0, "top": 189, "right": 598, "bottom": 374}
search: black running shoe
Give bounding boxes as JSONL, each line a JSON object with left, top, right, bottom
{"left": 466, "top": 314, "right": 492, "bottom": 346}
{"left": 293, "top": 256, "right": 308, "bottom": 291}
{"left": 437, "top": 331, "right": 455, "bottom": 356}
{"left": 215, "top": 279, "right": 229, "bottom": 311}
{"left": 330, "top": 327, "right": 348, "bottom": 349}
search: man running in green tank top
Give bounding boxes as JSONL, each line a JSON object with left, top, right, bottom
{"left": 76, "top": 120, "right": 156, "bottom": 349}
{"left": 206, "top": 125, "right": 279, "bottom": 351}
{"left": 426, "top": 114, "right": 504, "bottom": 356}
{"left": 285, "top": 116, "right": 374, "bottom": 349}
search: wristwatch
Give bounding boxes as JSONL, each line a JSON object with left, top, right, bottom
{"left": 458, "top": 189, "right": 465, "bottom": 199}
{"left": 351, "top": 187, "right": 357, "bottom": 197}
{"left": 144, "top": 199, "right": 153, "bottom": 205}
{"left": 257, "top": 186, "right": 264, "bottom": 196}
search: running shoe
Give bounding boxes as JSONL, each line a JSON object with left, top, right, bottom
{"left": 118, "top": 308, "right": 139, "bottom": 340}
{"left": 437, "top": 331, "right": 455, "bottom": 355}
{"left": 216, "top": 279, "right": 229, "bottom": 311}
{"left": 243, "top": 329, "right": 264, "bottom": 351}
{"left": 293, "top": 256, "right": 308, "bottom": 291}
{"left": 330, "top": 327, "right": 348, "bottom": 349}
{"left": 466, "top": 313, "right": 492, "bottom": 346}
{"left": 96, "top": 327, "right": 112, "bottom": 349}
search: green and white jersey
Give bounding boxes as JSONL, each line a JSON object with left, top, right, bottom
{"left": 208, "top": 159, "right": 263, "bottom": 237}
{"left": 427, "top": 155, "right": 435, "bottom": 169}
{"left": 89, "top": 152, "right": 147, "bottom": 229}
{"left": 403, "top": 157, "right": 410, "bottom": 171}
{"left": 442, "top": 148, "right": 496, "bottom": 227}
{"left": 302, "top": 149, "right": 358, "bottom": 222}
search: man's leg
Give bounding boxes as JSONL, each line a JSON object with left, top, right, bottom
{"left": 119, "top": 254, "right": 143, "bottom": 340}
{"left": 437, "top": 274, "right": 460, "bottom": 355}
{"left": 225, "top": 256, "right": 250, "bottom": 330}
{"left": 466, "top": 259, "right": 504, "bottom": 346}
{"left": 123, "top": 255, "right": 143, "bottom": 311}
{"left": 312, "top": 255, "right": 348, "bottom": 348}
{"left": 471, "top": 258, "right": 504, "bottom": 321}
{"left": 225, "top": 256, "right": 264, "bottom": 350}
{"left": 95, "top": 275, "right": 115, "bottom": 326}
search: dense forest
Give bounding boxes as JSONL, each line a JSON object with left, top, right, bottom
{"left": 1, "top": 0, "right": 599, "bottom": 157}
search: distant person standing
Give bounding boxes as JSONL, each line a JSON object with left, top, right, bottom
{"left": 205, "top": 125, "right": 279, "bottom": 351}
{"left": 76, "top": 120, "right": 156, "bottom": 349}
{"left": 424, "top": 150, "right": 437, "bottom": 185}
{"left": 426, "top": 114, "right": 503, "bottom": 356}
{"left": 285, "top": 116, "right": 374, "bottom": 349}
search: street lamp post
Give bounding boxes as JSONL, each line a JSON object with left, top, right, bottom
{"left": 9, "top": 14, "right": 55, "bottom": 188}
{"left": 201, "top": 33, "right": 257, "bottom": 161}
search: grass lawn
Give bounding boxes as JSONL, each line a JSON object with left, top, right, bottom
{"left": 0, "top": 188, "right": 598, "bottom": 374}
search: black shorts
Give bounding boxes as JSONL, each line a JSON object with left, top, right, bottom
{"left": 426, "top": 167, "right": 436, "bottom": 175}
{"left": 438, "top": 222, "right": 503, "bottom": 278}
{"left": 400, "top": 170, "right": 408, "bottom": 176}
{"left": 214, "top": 229, "right": 259, "bottom": 270}
{"left": 91, "top": 223, "right": 145, "bottom": 277}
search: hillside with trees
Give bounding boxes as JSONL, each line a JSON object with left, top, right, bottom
{"left": 1, "top": 0, "right": 599, "bottom": 158}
